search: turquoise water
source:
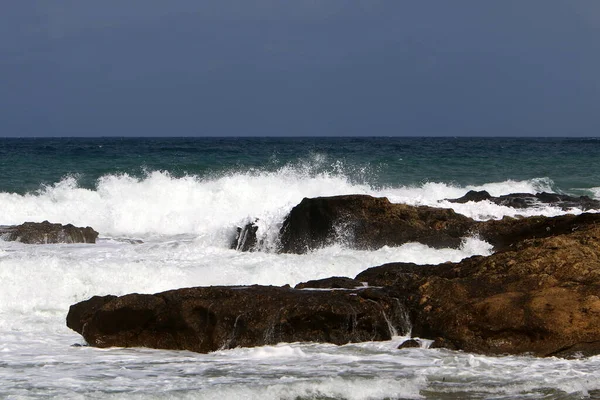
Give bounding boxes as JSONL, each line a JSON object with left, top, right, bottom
{"left": 1, "top": 137, "right": 599, "bottom": 195}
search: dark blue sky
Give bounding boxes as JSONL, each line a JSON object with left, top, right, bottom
{"left": 2, "top": 1, "right": 599, "bottom": 137}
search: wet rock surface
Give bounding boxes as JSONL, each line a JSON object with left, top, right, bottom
{"left": 67, "top": 285, "right": 409, "bottom": 353}
{"left": 0, "top": 220, "right": 98, "bottom": 244}
{"left": 356, "top": 224, "right": 600, "bottom": 357}
{"left": 474, "top": 212, "right": 600, "bottom": 252}
{"left": 277, "top": 194, "right": 600, "bottom": 254}
{"left": 279, "top": 195, "right": 474, "bottom": 253}
{"left": 448, "top": 190, "right": 600, "bottom": 211}
{"left": 294, "top": 276, "right": 366, "bottom": 290}
{"left": 397, "top": 339, "right": 421, "bottom": 349}
{"left": 230, "top": 220, "right": 259, "bottom": 251}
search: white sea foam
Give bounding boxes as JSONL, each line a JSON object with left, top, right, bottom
{"left": 0, "top": 170, "right": 588, "bottom": 243}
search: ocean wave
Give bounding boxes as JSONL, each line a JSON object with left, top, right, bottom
{"left": 589, "top": 187, "right": 600, "bottom": 200}
{"left": 0, "top": 167, "right": 579, "bottom": 239}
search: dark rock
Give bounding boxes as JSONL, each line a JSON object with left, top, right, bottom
{"left": 398, "top": 339, "right": 421, "bottom": 349}
{"left": 231, "top": 220, "right": 259, "bottom": 251}
{"left": 67, "top": 285, "right": 410, "bottom": 353}
{"left": 448, "top": 190, "right": 492, "bottom": 203}
{"left": 429, "top": 337, "right": 458, "bottom": 350}
{"left": 448, "top": 191, "right": 600, "bottom": 211}
{"left": 279, "top": 195, "right": 474, "bottom": 253}
{"left": 475, "top": 212, "right": 600, "bottom": 252}
{"left": 278, "top": 194, "right": 600, "bottom": 254}
{"left": 534, "top": 192, "right": 600, "bottom": 211}
{"left": 66, "top": 295, "right": 117, "bottom": 334}
{"left": 356, "top": 224, "right": 600, "bottom": 357}
{"left": 0, "top": 220, "right": 98, "bottom": 244}
{"left": 295, "top": 276, "right": 366, "bottom": 290}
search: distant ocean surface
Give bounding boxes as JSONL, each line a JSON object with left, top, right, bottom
{"left": 1, "top": 137, "right": 600, "bottom": 399}
{"left": 2, "top": 137, "right": 600, "bottom": 196}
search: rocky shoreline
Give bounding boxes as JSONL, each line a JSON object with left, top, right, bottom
{"left": 59, "top": 193, "right": 600, "bottom": 357}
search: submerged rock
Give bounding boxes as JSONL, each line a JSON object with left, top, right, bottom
{"left": 398, "top": 339, "right": 421, "bottom": 349}
{"left": 67, "top": 285, "right": 409, "bottom": 353}
{"left": 448, "top": 190, "right": 600, "bottom": 211}
{"left": 0, "top": 220, "right": 98, "bottom": 244}
{"left": 356, "top": 223, "right": 600, "bottom": 357}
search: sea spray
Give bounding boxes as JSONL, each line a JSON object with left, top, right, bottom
{"left": 0, "top": 169, "right": 581, "bottom": 242}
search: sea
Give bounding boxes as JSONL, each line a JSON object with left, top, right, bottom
{"left": 1, "top": 137, "right": 600, "bottom": 399}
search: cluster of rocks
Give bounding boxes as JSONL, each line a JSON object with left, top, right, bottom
{"left": 232, "top": 192, "right": 600, "bottom": 253}
{"left": 448, "top": 190, "right": 600, "bottom": 211}
{"left": 66, "top": 193, "right": 600, "bottom": 358}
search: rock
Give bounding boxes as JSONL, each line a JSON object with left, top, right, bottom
{"left": 448, "top": 190, "right": 492, "bottom": 203}
{"left": 277, "top": 194, "right": 600, "bottom": 254}
{"left": 448, "top": 191, "right": 600, "bottom": 211}
{"left": 398, "top": 339, "right": 421, "bottom": 349}
{"left": 356, "top": 224, "right": 600, "bottom": 357}
{"left": 279, "top": 195, "right": 474, "bottom": 253}
{"left": 0, "top": 220, "right": 98, "bottom": 244}
{"left": 295, "top": 276, "right": 366, "bottom": 289}
{"left": 230, "top": 220, "right": 259, "bottom": 251}
{"left": 67, "top": 285, "right": 410, "bottom": 353}
{"left": 475, "top": 212, "right": 600, "bottom": 252}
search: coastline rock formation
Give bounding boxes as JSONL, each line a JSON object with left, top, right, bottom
{"left": 277, "top": 194, "right": 600, "bottom": 254}
{"left": 474, "top": 212, "right": 600, "bottom": 252}
{"left": 355, "top": 223, "right": 600, "bottom": 357}
{"left": 448, "top": 190, "right": 600, "bottom": 211}
{"left": 0, "top": 220, "right": 98, "bottom": 244}
{"left": 67, "top": 285, "right": 409, "bottom": 353}
{"left": 67, "top": 194, "right": 600, "bottom": 357}
{"left": 279, "top": 195, "right": 473, "bottom": 253}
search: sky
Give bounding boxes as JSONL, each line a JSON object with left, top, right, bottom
{"left": 1, "top": 1, "right": 599, "bottom": 137}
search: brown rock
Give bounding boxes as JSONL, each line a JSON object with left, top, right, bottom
{"left": 448, "top": 191, "right": 600, "bottom": 211}
{"left": 67, "top": 285, "right": 410, "bottom": 353}
{"left": 0, "top": 220, "right": 98, "bottom": 244}
{"left": 356, "top": 225, "right": 600, "bottom": 357}
{"left": 475, "top": 212, "right": 600, "bottom": 252}
{"left": 277, "top": 195, "right": 600, "bottom": 254}
{"left": 279, "top": 195, "right": 474, "bottom": 253}
{"left": 398, "top": 339, "right": 421, "bottom": 349}
{"left": 294, "top": 276, "right": 366, "bottom": 289}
